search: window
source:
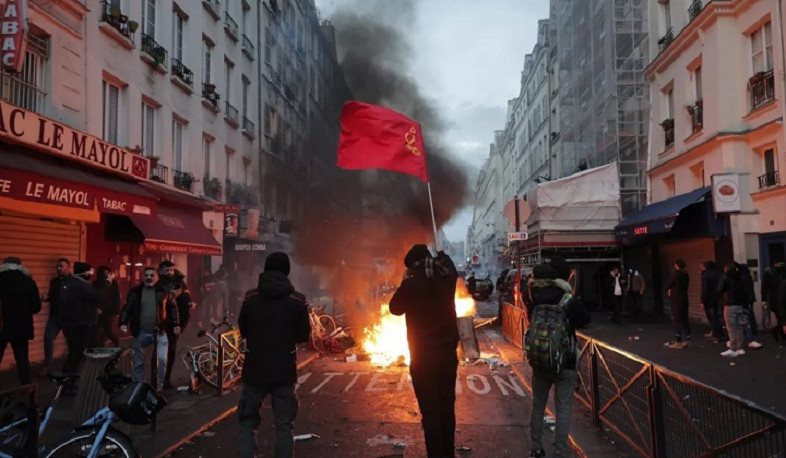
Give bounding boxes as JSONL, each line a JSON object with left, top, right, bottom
{"left": 242, "top": 76, "right": 250, "bottom": 118}
{"left": 225, "top": 147, "right": 234, "bottom": 183}
{"left": 751, "top": 22, "right": 773, "bottom": 73}
{"left": 102, "top": 81, "right": 120, "bottom": 144}
{"left": 764, "top": 148, "right": 776, "bottom": 175}
{"left": 142, "top": 0, "right": 156, "bottom": 38}
{"left": 141, "top": 102, "right": 156, "bottom": 157}
{"left": 225, "top": 59, "right": 233, "bottom": 102}
{"left": 172, "top": 119, "right": 184, "bottom": 170}
{"left": 663, "top": 1, "right": 671, "bottom": 31}
{"left": 173, "top": 11, "right": 184, "bottom": 61}
{"left": 0, "top": 33, "right": 48, "bottom": 111}
{"left": 694, "top": 66, "right": 703, "bottom": 101}
{"left": 666, "top": 88, "right": 674, "bottom": 119}
{"left": 202, "top": 38, "right": 213, "bottom": 84}
{"left": 203, "top": 135, "right": 212, "bottom": 176}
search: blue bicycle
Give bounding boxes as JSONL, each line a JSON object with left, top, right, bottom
{"left": 0, "top": 348, "right": 166, "bottom": 457}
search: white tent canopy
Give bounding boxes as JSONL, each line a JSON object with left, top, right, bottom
{"left": 525, "top": 162, "right": 621, "bottom": 232}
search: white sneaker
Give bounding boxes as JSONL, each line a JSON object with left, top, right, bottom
{"left": 737, "top": 349, "right": 746, "bottom": 355}
{"left": 720, "top": 349, "right": 738, "bottom": 357}
{"left": 748, "top": 341, "right": 763, "bottom": 349}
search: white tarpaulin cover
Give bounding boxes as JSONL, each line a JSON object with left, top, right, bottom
{"left": 525, "top": 162, "right": 621, "bottom": 232}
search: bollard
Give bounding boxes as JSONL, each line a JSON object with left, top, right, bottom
{"left": 457, "top": 316, "right": 479, "bottom": 360}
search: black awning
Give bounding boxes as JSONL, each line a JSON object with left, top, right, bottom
{"left": 615, "top": 187, "right": 710, "bottom": 238}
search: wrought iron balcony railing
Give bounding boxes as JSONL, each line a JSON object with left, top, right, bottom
{"left": 688, "top": 0, "right": 702, "bottom": 22}
{"left": 170, "top": 58, "right": 193, "bottom": 87}
{"left": 749, "top": 69, "right": 775, "bottom": 111}
{"left": 173, "top": 170, "right": 194, "bottom": 192}
{"left": 242, "top": 34, "right": 255, "bottom": 59}
{"left": 687, "top": 100, "right": 703, "bottom": 133}
{"left": 150, "top": 162, "right": 169, "bottom": 183}
{"left": 202, "top": 83, "right": 220, "bottom": 107}
{"left": 758, "top": 170, "right": 780, "bottom": 189}
{"left": 99, "top": 0, "right": 132, "bottom": 39}
{"left": 242, "top": 116, "right": 255, "bottom": 135}
{"left": 141, "top": 34, "right": 168, "bottom": 68}
{"left": 225, "top": 101, "right": 239, "bottom": 125}
{"left": 224, "top": 12, "right": 239, "bottom": 40}
{"left": 657, "top": 28, "right": 674, "bottom": 51}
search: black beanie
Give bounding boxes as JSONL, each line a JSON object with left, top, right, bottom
{"left": 404, "top": 244, "right": 431, "bottom": 268}
{"left": 264, "top": 252, "right": 290, "bottom": 275}
{"left": 3, "top": 256, "right": 21, "bottom": 265}
{"left": 549, "top": 256, "right": 571, "bottom": 281}
{"left": 73, "top": 261, "right": 93, "bottom": 276}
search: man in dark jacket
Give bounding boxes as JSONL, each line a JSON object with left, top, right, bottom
{"left": 60, "top": 262, "right": 98, "bottom": 373}
{"left": 237, "top": 252, "right": 310, "bottom": 458}
{"left": 762, "top": 262, "right": 785, "bottom": 341}
{"left": 0, "top": 257, "right": 42, "bottom": 385}
{"left": 157, "top": 260, "right": 193, "bottom": 389}
{"left": 527, "top": 257, "right": 590, "bottom": 458}
{"left": 41, "top": 258, "right": 71, "bottom": 373}
{"left": 667, "top": 258, "right": 691, "bottom": 349}
{"left": 390, "top": 245, "right": 459, "bottom": 458}
{"left": 120, "top": 266, "right": 179, "bottom": 390}
{"left": 700, "top": 260, "right": 724, "bottom": 341}
{"left": 93, "top": 266, "right": 120, "bottom": 347}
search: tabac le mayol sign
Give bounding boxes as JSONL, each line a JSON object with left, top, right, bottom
{"left": 0, "top": 99, "right": 150, "bottom": 180}
{"left": 0, "top": 0, "right": 28, "bottom": 73}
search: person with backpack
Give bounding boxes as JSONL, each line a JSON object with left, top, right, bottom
{"left": 524, "top": 257, "right": 590, "bottom": 458}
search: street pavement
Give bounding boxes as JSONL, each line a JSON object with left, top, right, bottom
{"left": 4, "top": 295, "right": 781, "bottom": 457}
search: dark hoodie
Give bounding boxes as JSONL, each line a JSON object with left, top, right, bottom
{"left": 238, "top": 271, "right": 310, "bottom": 385}
{"left": 157, "top": 270, "right": 192, "bottom": 328}
{"left": 0, "top": 262, "right": 42, "bottom": 341}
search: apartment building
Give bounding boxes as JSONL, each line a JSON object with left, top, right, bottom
{"left": 617, "top": 0, "right": 786, "bottom": 318}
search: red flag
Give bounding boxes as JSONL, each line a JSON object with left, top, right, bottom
{"left": 337, "top": 101, "right": 429, "bottom": 182}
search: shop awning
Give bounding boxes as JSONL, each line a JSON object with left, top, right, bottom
{"left": 0, "top": 147, "right": 156, "bottom": 216}
{"left": 127, "top": 203, "right": 222, "bottom": 256}
{"left": 615, "top": 187, "right": 711, "bottom": 238}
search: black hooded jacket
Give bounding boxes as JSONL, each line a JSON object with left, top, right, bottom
{"left": 0, "top": 263, "right": 41, "bottom": 341}
{"left": 389, "top": 252, "right": 460, "bottom": 364}
{"left": 157, "top": 270, "right": 192, "bottom": 328}
{"left": 239, "top": 271, "right": 310, "bottom": 385}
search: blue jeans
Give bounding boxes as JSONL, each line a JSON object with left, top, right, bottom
{"left": 238, "top": 383, "right": 298, "bottom": 458}
{"left": 132, "top": 331, "right": 168, "bottom": 390}
{"left": 723, "top": 306, "right": 747, "bottom": 352}
{"left": 531, "top": 368, "right": 577, "bottom": 458}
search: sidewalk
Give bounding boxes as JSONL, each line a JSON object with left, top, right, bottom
{"left": 0, "top": 329, "right": 319, "bottom": 458}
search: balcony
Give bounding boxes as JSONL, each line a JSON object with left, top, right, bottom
{"left": 660, "top": 118, "right": 674, "bottom": 149}
{"left": 99, "top": 1, "right": 134, "bottom": 40}
{"left": 687, "top": 100, "right": 703, "bottom": 134}
{"left": 203, "top": 176, "right": 223, "bottom": 200}
{"left": 657, "top": 28, "right": 674, "bottom": 52}
{"left": 224, "top": 101, "right": 239, "bottom": 127}
{"left": 202, "top": 83, "right": 220, "bottom": 108}
{"left": 202, "top": 0, "right": 220, "bottom": 20}
{"left": 173, "top": 170, "right": 195, "bottom": 192}
{"left": 758, "top": 171, "right": 780, "bottom": 189}
{"left": 242, "top": 116, "right": 255, "bottom": 139}
{"left": 749, "top": 70, "right": 775, "bottom": 111}
{"left": 242, "top": 34, "right": 255, "bottom": 60}
{"left": 141, "top": 34, "right": 167, "bottom": 69}
{"left": 150, "top": 161, "right": 169, "bottom": 183}
{"left": 688, "top": 0, "right": 702, "bottom": 22}
{"left": 170, "top": 58, "right": 193, "bottom": 88}
{"left": 224, "top": 12, "right": 239, "bottom": 41}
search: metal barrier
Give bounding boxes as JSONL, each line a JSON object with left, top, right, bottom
{"left": 574, "top": 333, "right": 786, "bottom": 457}
{"left": 216, "top": 328, "right": 243, "bottom": 396}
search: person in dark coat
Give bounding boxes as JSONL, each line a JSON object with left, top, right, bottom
{"left": 60, "top": 261, "right": 98, "bottom": 373}
{"left": 93, "top": 266, "right": 120, "bottom": 347}
{"left": 667, "top": 258, "right": 691, "bottom": 348}
{"left": 41, "top": 258, "right": 71, "bottom": 373}
{"left": 120, "top": 266, "right": 179, "bottom": 390}
{"left": 606, "top": 265, "right": 626, "bottom": 323}
{"left": 761, "top": 262, "right": 785, "bottom": 341}
{"left": 0, "top": 257, "right": 42, "bottom": 385}
{"left": 526, "top": 256, "right": 591, "bottom": 458}
{"left": 237, "top": 252, "right": 310, "bottom": 458}
{"left": 156, "top": 260, "right": 193, "bottom": 389}
{"left": 700, "top": 260, "right": 724, "bottom": 341}
{"left": 738, "top": 264, "right": 763, "bottom": 349}
{"left": 390, "top": 245, "right": 459, "bottom": 458}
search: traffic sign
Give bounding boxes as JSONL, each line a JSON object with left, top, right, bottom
{"left": 507, "top": 232, "right": 528, "bottom": 242}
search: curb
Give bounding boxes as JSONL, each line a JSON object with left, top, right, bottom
{"left": 483, "top": 330, "right": 589, "bottom": 458}
{"left": 155, "top": 352, "right": 320, "bottom": 457}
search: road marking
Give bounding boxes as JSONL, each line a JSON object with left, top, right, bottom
{"left": 466, "top": 374, "right": 491, "bottom": 394}
{"left": 311, "top": 372, "right": 342, "bottom": 393}
{"left": 365, "top": 372, "right": 389, "bottom": 392}
{"left": 343, "top": 372, "right": 368, "bottom": 392}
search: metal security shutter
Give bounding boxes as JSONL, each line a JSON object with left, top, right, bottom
{"left": 0, "top": 214, "right": 83, "bottom": 370}
{"left": 660, "top": 238, "right": 716, "bottom": 324}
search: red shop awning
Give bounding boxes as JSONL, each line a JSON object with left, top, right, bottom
{"left": 129, "top": 203, "right": 222, "bottom": 256}
{"left": 0, "top": 148, "right": 156, "bottom": 216}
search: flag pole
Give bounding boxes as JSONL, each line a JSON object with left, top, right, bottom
{"left": 427, "top": 181, "right": 439, "bottom": 251}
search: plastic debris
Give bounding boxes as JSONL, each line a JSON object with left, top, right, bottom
{"left": 345, "top": 354, "right": 358, "bottom": 363}
{"left": 294, "top": 433, "right": 320, "bottom": 441}
{"left": 177, "top": 385, "right": 189, "bottom": 392}
{"left": 200, "top": 431, "right": 216, "bottom": 437}
{"left": 628, "top": 336, "right": 640, "bottom": 341}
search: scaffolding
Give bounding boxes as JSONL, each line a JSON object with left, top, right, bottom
{"left": 553, "top": 0, "right": 649, "bottom": 217}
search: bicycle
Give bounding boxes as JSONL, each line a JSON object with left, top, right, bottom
{"left": 308, "top": 305, "right": 344, "bottom": 354}
{"left": 0, "top": 348, "right": 165, "bottom": 457}
{"left": 181, "top": 313, "right": 245, "bottom": 390}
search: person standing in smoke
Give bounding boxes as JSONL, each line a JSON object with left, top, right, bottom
{"left": 390, "top": 244, "right": 459, "bottom": 458}
{"left": 156, "top": 261, "right": 193, "bottom": 389}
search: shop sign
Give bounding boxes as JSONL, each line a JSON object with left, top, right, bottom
{"left": 711, "top": 173, "right": 741, "bottom": 213}
{"left": 213, "top": 203, "right": 240, "bottom": 213}
{"left": 0, "top": 100, "right": 149, "bottom": 180}
{"left": 0, "top": 0, "right": 27, "bottom": 73}
{"left": 0, "top": 166, "right": 154, "bottom": 215}
{"left": 231, "top": 242, "right": 266, "bottom": 252}
{"left": 143, "top": 240, "right": 222, "bottom": 256}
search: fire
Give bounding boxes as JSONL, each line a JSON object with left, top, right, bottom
{"left": 361, "top": 281, "right": 476, "bottom": 366}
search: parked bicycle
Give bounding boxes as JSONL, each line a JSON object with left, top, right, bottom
{"left": 181, "top": 312, "right": 245, "bottom": 390}
{"left": 0, "top": 348, "right": 166, "bottom": 457}
{"left": 309, "top": 304, "right": 349, "bottom": 354}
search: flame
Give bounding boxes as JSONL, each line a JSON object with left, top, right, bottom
{"left": 361, "top": 281, "right": 476, "bottom": 366}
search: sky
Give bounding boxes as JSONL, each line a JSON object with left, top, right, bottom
{"left": 314, "top": 0, "right": 550, "bottom": 243}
